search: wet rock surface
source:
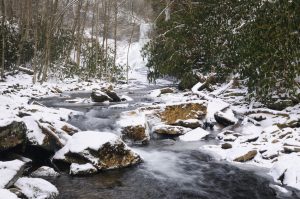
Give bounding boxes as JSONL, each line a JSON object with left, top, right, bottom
{"left": 0, "top": 121, "right": 27, "bottom": 152}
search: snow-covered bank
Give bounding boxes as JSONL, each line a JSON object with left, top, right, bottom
{"left": 142, "top": 76, "right": 300, "bottom": 191}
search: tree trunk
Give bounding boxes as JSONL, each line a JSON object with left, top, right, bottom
{"left": 1, "top": 0, "right": 5, "bottom": 79}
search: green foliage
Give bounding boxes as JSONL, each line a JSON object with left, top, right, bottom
{"left": 235, "top": 0, "right": 300, "bottom": 102}
{"left": 144, "top": 0, "right": 300, "bottom": 101}
{"left": 0, "top": 19, "right": 34, "bottom": 69}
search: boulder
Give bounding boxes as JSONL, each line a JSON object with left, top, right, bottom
{"left": 0, "top": 160, "right": 26, "bottom": 189}
{"left": 121, "top": 125, "right": 149, "bottom": 145}
{"left": 23, "top": 117, "right": 66, "bottom": 152}
{"left": 91, "top": 90, "right": 113, "bottom": 102}
{"left": 0, "top": 121, "right": 27, "bottom": 152}
{"left": 15, "top": 177, "right": 59, "bottom": 199}
{"left": 160, "top": 101, "right": 207, "bottom": 124}
{"left": 221, "top": 143, "right": 232, "bottom": 149}
{"left": 117, "top": 111, "right": 150, "bottom": 145}
{"left": 53, "top": 131, "right": 142, "bottom": 170}
{"left": 101, "top": 88, "right": 121, "bottom": 102}
{"left": 70, "top": 163, "right": 97, "bottom": 176}
{"left": 234, "top": 150, "right": 257, "bottom": 162}
{"left": 31, "top": 166, "right": 60, "bottom": 177}
{"left": 214, "top": 110, "right": 238, "bottom": 126}
{"left": 153, "top": 125, "right": 191, "bottom": 136}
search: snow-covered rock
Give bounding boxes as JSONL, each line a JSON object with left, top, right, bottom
{"left": 0, "top": 189, "right": 19, "bottom": 199}
{"left": 0, "top": 160, "right": 26, "bottom": 189}
{"left": 91, "top": 90, "right": 113, "bottom": 102}
{"left": 53, "top": 131, "right": 142, "bottom": 170}
{"left": 70, "top": 163, "right": 97, "bottom": 176}
{"left": 102, "top": 89, "right": 121, "bottom": 102}
{"left": 172, "top": 119, "right": 202, "bottom": 129}
{"left": 31, "top": 166, "right": 60, "bottom": 178}
{"left": 270, "top": 153, "right": 300, "bottom": 190}
{"left": 152, "top": 124, "right": 191, "bottom": 136}
{"left": 15, "top": 177, "right": 59, "bottom": 199}
{"left": 91, "top": 89, "right": 121, "bottom": 103}
{"left": 117, "top": 111, "right": 150, "bottom": 145}
{"left": 179, "top": 127, "right": 209, "bottom": 142}
{"left": 214, "top": 109, "right": 238, "bottom": 126}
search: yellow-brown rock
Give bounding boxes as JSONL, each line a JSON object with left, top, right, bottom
{"left": 160, "top": 102, "right": 207, "bottom": 124}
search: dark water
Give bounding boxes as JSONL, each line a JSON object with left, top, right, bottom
{"left": 39, "top": 88, "right": 300, "bottom": 199}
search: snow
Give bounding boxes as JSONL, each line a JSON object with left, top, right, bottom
{"left": 0, "top": 189, "right": 19, "bottom": 199}
{"left": 117, "top": 110, "right": 147, "bottom": 128}
{"left": 31, "top": 166, "right": 60, "bottom": 177}
{"left": 54, "top": 131, "right": 120, "bottom": 160}
{"left": 0, "top": 160, "right": 25, "bottom": 189}
{"left": 270, "top": 153, "right": 300, "bottom": 190}
{"left": 15, "top": 177, "right": 59, "bottom": 199}
{"left": 22, "top": 116, "right": 45, "bottom": 146}
{"left": 205, "top": 99, "right": 229, "bottom": 119}
{"left": 263, "top": 125, "right": 280, "bottom": 134}
{"left": 70, "top": 163, "right": 97, "bottom": 175}
{"left": 179, "top": 128, "right": 210, "bottom": 142}
{"left": 149, "top": 89, "right": 161, "bottom": 98}
{"left": 215, "top": 110, "right": 238, "bottom": 124}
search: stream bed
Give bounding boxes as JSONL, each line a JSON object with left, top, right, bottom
{"left": 39, "top": 87, "right": 300, "bottom": 199}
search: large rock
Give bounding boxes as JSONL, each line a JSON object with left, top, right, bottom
{"left": 214, "top": 110, "right": 238, "bottom": 127}
{"left": 152, "top": 125, "right": 191, "bottom": 136}
{"left": 91, "top": 90, "right": 113, "bottom": 102}
{"left": 0, "top": 121, "right": 27, "bottom": 152}
{"left": 234, "top": 150, "right": 257, "bottom": 162}
{"left": 160, "top": 101, "right": 207, "bottom": 124}
{"left": 15, "top": 177, "right": 59, "bottom": 199}
{"left": 70, "top": 163, "right": 97, "bottom": 176}
{"left": 117, "top": 111, "right": 150, "bottom": 145}
{"left": 91, "top": 89, "right": 121, "bottom": 103}
{"left": 53, "top": 131, "right": 142, "bottom": 171}
{"left": 0, "top": 160, "right": 26, "bottom": 189}
{"left": 101, "top": 88, "right": 121, "bottom": 102}
{"left": 23, "top": 117, "right": 65, "bottom": 153}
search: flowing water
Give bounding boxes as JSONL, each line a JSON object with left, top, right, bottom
{"left": 38, "top": 86, "right": 300, "bottom": 199}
